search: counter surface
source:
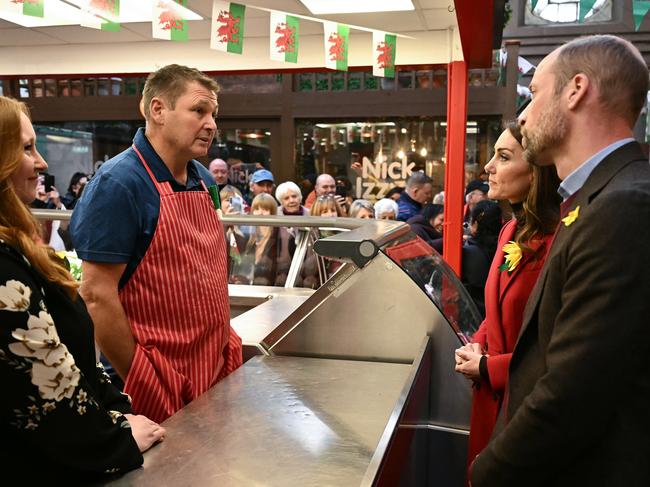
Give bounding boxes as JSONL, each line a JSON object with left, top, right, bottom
{"left": 106, "top": 356, "right": 412, "bottom": 486}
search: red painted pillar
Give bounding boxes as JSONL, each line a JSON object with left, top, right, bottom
{"left": 443, "top": 60, "right": 468, "bottom": 277}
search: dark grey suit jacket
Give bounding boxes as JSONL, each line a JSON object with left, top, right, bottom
{"left": 472, "top": 142, "right": 650, "bottom": 486}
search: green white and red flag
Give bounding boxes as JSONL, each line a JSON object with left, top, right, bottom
{"left": 210, "top": 1, "right": 245, "bottom": 54}
{"left": 634, "top": 0, "right": 650, "bottom": 30}
{"left": 0, "top": 0, "right": 44, "bottom": 18}
{"left": 372, "top": 31, "right": 396, "bottom": 78}
{"left": 153, "top": 0, "right": 188, "bottom": 42}
{"left": 269, "top": 11, "right": 299, "bottom": 63}
{"left": 323, "top": 21, "right": 349, "bottom": 71}
{"left": 81, "top": 0, "right": 120, "bottom": 32}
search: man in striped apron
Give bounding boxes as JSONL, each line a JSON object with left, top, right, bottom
{"left": 71, "top": 64, "right": 242, "bottom": 423}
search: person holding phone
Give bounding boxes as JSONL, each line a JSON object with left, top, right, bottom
{"left": 61, "top": 172, "right": 87, "bottom": 210}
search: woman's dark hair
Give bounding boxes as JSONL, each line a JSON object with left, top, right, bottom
{"left": 67, "top": 171, "right": 88, "bottom": 194}
{"left": 421, "top": 203, "right": 444, "bottom": 222}
{"left": 470, "top": 200, "right": 502, "bottom": 257}
{"left": 385, "top": 186, "right": 404, "bottom": 199}
{"left": 503, "top": 121, "right": 561, "bottom": 251}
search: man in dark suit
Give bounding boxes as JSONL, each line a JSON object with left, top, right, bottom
{"left": 471, "top": 35, "right": 650, "bottom": 486}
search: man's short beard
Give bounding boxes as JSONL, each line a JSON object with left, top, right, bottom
{"left": 522, "top": 102, "right": 567, "bottom": 167}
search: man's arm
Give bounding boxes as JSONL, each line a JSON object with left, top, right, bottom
{"left": 80, "top": 261, "right": 135, "bottom": 379}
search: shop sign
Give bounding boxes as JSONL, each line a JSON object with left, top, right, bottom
{"left": 355, "top": 155, "right": 415, "bottom": 199}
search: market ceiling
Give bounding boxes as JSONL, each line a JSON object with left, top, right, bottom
{"left": 0, "top": 0, "right": 497, "bottom": 76}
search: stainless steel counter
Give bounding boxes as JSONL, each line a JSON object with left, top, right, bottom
{"left": 107, "top": 356, "right": 412, "bottom": 487}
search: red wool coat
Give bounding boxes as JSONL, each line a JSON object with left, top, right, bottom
{"left": 466, "top": 219, "right": 553, "bottom": 471}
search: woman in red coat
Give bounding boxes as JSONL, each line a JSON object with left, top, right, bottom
{"left": 454, "top": 122, "right": 560, "bottom": 479}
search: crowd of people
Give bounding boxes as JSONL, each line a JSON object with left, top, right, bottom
{"left": 2, "top": 34, "right": 649, "bottom": 486}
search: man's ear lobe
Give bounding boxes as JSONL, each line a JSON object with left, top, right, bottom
{"left": 566, "top": 73, "right": 590, "bottom": 111}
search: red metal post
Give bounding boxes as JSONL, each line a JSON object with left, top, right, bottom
{"left": 443, "top": 60, "right": 468, "bottom": 277}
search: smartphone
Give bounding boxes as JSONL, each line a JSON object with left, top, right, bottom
{"left": 43, "top": 173, "right": 55, "bottom": 193}
{"left": 229, "top": 196, "right": 243, "bottom": 213}
{"left": 335, "top": 184, "right": 347, "bottom": 198}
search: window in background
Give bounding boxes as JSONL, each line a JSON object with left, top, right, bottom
{"left": 295, "top": 118, "right": 501, "bottom": 201}
{"left": 208, "top": 128, "right": 272, "bottom": 192}
{"left": 525, "top": 0, "right": 611, "bottom": 25}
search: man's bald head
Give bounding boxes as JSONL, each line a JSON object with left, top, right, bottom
{"left": 551, "top": 35, "right": 648, "bottom": 127}
{"left": 209, "top": 158, "right": 229, "bottom": 184}
{"left": 315, "top": 174, "right": 336, "bottom": 197}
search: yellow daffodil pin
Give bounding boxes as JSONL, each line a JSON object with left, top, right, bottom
{"left": 562, "top": 205, "right": 580, "bottom": 227}
{"left": 498, "top": 241, "right": 522, "bottom": 274}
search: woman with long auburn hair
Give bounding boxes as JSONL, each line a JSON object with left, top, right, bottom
{"left": 0, "top": 96, "right": 164, "bottom": 482}
{"left": 453, "top": 121, "right": 561, "bottom": 481}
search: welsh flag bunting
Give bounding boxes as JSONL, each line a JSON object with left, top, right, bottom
{"left": 633, "top": 0, "right": 650, "bottom": 31}
{"left": 323, "top": 21, "right": 349, "bottom": 71}
{"left": 211, "top": 1, "right": 245, "bottom": 54}
{"left": 153, "top": 0, "right": 188, "bottom": 42}
{"left": 578, "top": 0, "right": 597, "bottom": 22}
{"left": 81, "top": 0, "right": 120, "bottom": 32}
{"left": 269, "top": 11, "right": 299, "bottom": 63}
{"left": 372, "top": 31, "right": 396, "bottom": 78}
{"left": 0, "top": 0, "right": 44, "bottom": 18}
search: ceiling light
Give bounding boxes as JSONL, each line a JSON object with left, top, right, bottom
{"left": 397, "top": 149, "right": 405, "bottom": 159}
{"left": 65, "top": 0, "right": 152, "bottom": 23}
{"left": 0, "top": 0, "right": 81, "bottom": 27}
{"left": 420, "top": 148, "right": 428, "bottom": 157}
{"left": 299, "top": 0, "right": 414, "bottom": 14}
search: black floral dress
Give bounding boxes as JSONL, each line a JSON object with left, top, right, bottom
{"left": 0, "top": 241, "right": 142, "bottom": 482}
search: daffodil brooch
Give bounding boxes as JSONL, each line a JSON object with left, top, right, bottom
{"left": 499, "top": 241, "right": 522, "bottom": 274}
{"left": 562, "top": 205, "right": 580, "bottom": 227}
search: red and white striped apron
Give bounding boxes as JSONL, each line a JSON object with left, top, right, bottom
{"left": 120, "top": 145, "right": 242, "bottom": 423}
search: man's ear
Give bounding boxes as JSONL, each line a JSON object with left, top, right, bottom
{"left": 566, "top": 73, "right": 590, "bottom": 111}
{"left": 149, "top": 96, "right": 166, "bottom": 124}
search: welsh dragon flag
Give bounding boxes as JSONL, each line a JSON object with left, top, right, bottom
{"left": 372, "top": 31, "right": 396, "bottom": 78}
{"left": 323, "top": 21, "right": 349, "bottom": 71}
{"left": 211, "top": 1, "right": 245, "bottom": 54}
{"left": 269, "top": 11, "right": 299, "bottom": 63}
{"left": 81, "top": 0, "right": 120, "bottom": 32}
{"left": 0, "top": 0, "right": 44, "bottom": 18}
{"left": 634, "top": 0, "right": 650, "bottom": 30}
{"left": 153, "top": 0, "right": 188, "bottom": 42}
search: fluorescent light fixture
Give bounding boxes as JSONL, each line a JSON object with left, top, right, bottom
{"left": 299, "top": 0, "right": 414, "bottom": 14}
{"left": 64, "top": 0, "right": 202, "bottom": 23}
{"left": 45, "top": 134, "right": 76, "bottom": 143}
{"left": 0, "top": 0, "right": 81, "bottom": 27}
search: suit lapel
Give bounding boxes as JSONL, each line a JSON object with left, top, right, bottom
{"left": 516, "top": 141, "right": 646, "bottom": 341}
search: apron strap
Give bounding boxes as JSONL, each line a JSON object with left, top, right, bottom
{"left": 132, "top": 144, "right": 173, "bottom": 196}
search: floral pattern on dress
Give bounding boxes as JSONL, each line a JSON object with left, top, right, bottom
{"left": 2, "top": 280, "right": 104, "bottom": 428}
{"left": 0, "top": 279, "right": 31, "bottom": 312}
{"left": 9, "top": 310, "right": 82, "bottom": 402}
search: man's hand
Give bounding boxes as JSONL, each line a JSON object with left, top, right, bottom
{"left": 36, "top": 181, "right": 48, "bottom": 202}
{"left": 48, "top": 186, "right": 62, "bottom": 209}
{"left": 124, "top": 414, "right": 166, "bottom": 452}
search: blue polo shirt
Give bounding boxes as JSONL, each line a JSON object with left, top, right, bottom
{"left": 70, "top": 128, "right": 215, "bottom": 289}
